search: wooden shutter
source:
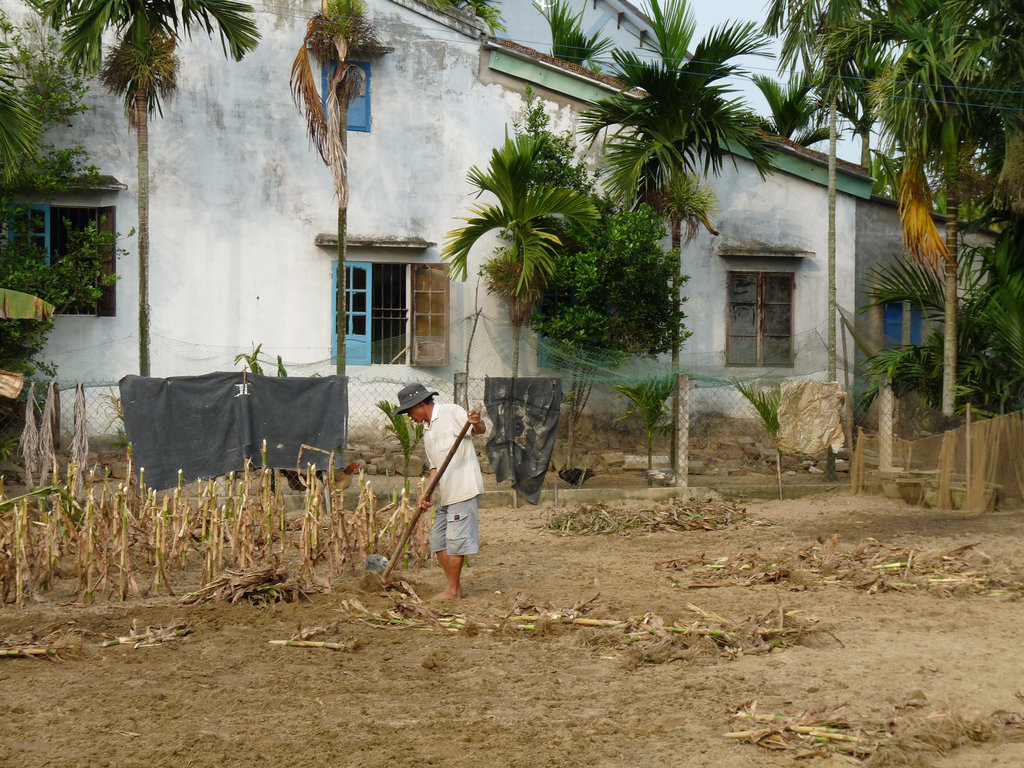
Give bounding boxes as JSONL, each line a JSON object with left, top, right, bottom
{"left": 410, "top": 263, "right": 449, "bottom": 367}
{"left": 96, "top": 206, "right": 116, "bottom": 317}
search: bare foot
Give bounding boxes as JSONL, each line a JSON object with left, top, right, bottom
{"left": 430, "top": 588, "right": 463, "bottom": 600}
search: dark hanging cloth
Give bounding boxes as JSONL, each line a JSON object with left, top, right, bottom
{"left": 119, "top": 372, "right": 347, "bottom": 490}
{"left": 484, "top": 376, "right": 561, "bottom": 505}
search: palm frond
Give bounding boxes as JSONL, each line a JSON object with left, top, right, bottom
{"left": 733, "top": 379, "right": 780, "bottom": 438}
{"left": 0, "top": 52, "right": 40, "bottom": 179}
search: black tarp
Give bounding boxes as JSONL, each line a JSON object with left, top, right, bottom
{"left": 484, "top": 377, "right": 561, "bottom": 505}
{"left": 119, "top": 372, "right": 347, "bottom": 490}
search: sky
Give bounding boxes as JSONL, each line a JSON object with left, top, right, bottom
{"left": 641, "top": 0, "right": 865, "bottom": 164}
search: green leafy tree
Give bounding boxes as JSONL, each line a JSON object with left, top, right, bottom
{"left": 532, "top": 199, "right": 688, "bottom": 464}
{"left": 442, "top": 132, "right": 599, "bottom": 376}
{"left": 38, "top": 0, "right": 261, "bottom": 377}
{"left": 0, "top": 15, "right": 122, "bottom": 378}
{"left": 614, "top": 376, "right": 674, "bottom": 482}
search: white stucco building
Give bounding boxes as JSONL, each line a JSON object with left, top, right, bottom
{"left": 5, "top": 0, "right": 892, "bottom": 432}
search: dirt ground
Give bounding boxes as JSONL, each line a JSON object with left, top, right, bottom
{"left": 4, "top": 490, "right": 1024, "bottom": 768}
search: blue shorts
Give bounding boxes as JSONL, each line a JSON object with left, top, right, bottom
{"left": 430, "top": 496, "right": 480, "bottom": 556}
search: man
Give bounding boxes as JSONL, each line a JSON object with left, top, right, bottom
{"left": 394, "top": 382, "right": 485, "bottom": 599}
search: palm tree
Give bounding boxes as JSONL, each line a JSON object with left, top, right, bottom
{"left": 751, "top": 73, "right": 829, "bottom": 148}
{"left": 98, "top": 30, "right": 178, "bottom": 380}
{"left": 863, "top": 225, "right": 1024, "bottom": 416}
{"left": 0, "top": 43, "right": 39, "bottom": 181}
{"left": 290, "top": 0, "right": 386, "bottom": 375}
{"left": 38, "top": 0, "right": 260, "bottom": 377}
{"left": 581, "top": 0, "right": 775, "bottom": 469}
{"left": 835, "top": 46, "right": 886, "bottom": 168}
{"left": 734, "top": 379, "right": 783, "bottom": 499}
{"left": 442, "top": 132, "right": 599, "bottom": 376}
{"left": 614, "top": 376, "right": 674, "bottom": 482}
{"left": 763, "top": 0, "right": 866, "bottom": 478}
{"left": 823, "top": 1, "right": 994, "bottom": 416}
{"left": 541, "top": 0, "right": 613, "bottom": 73}
{"left": 581, "top": 0, "right": 775, "bottom": 245}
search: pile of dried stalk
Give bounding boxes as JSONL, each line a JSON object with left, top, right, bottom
{"left": 545, "top": 498, "right": 763, "bottom": 535}
{"left": 725, "top": 698, "right": 1024, "bottom": 764}
{"left": 286, "top": 585, "right": 833, "bottom": 662}
{"left": 180, "top": 565, "right": 308, "bottom": 606}
{"left": 100, "top": 619, "right": 191, "bottom": 648}
{"left": 1, "top": 623, "right": 86, "bottom": 661}
{"left": 657, "top": 535, "right": 1024, "bottom": 597}
{"left": 725, "top": 700, "right": 883, "bottom": 760}
{"left": 0, "top": 457, "right": 430, "bottom": 607}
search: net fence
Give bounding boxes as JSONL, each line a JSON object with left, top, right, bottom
{"left": 1, "top": 311, "right": 880, "bottom": 496}
{"left": 851, "top": 391, "right": 1024, "bottom": 512}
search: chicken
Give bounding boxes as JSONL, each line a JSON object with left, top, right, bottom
{"left": 558, "top": 466, "right": 596, "bottom": 488}
{"left": 280, "top": 461, "right": 361, "bottom": 492}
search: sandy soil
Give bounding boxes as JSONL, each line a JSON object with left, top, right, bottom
{"left": 4, "top": 490, "right": 1024, "bottom": 768}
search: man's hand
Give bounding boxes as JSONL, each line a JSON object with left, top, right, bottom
{"left": 417, "top": 492, "right": 433, "bottom": 512}
{"left": 468, "top": 408, "right": 486, "bottom": 435}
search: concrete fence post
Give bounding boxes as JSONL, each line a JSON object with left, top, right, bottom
{"left": 454, "top": 371, "right": 468, "bottom": 411}
{"left": 675, "top": 373, "right": 689, "bottom": 490}
{"left": 879, "top": 377, "right": 894, "bottom": 472}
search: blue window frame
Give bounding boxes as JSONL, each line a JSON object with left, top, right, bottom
{"left": 330, "top": 261, "right": 448, "bottom": 366}
{"left": 332, "top": 260, "right": 372, "bottom": 365}
{"left": 883, "top": 302, "right": 923, "bottom": 346}
{"left": 9, "top": 204, "right": 51, "bottom": 265}
{"left": 321, "top": 61, "right": 371, "bottom": 132}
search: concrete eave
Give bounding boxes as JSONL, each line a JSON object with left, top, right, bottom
{"left": 718, "top": 244, "right": 815, "bottom": 259}
{"left": 729, "top": 139, "right": 875, "bottom": 200}
{"left": 484, "top": 38, "right": 627, "bottom": 103}
{"left": 315, "top": 233, "right": 436, "bottom": 249}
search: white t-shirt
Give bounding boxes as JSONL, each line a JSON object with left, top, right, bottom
{"left": 423, "top": 402, "right": 484, "bottom": 506}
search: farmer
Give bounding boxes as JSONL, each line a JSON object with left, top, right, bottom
{"left": 394, "top": 382, "right": 485, "bottom": 599}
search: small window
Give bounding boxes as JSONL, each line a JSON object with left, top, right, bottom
{"left": 321, "top": 61, "right": 371, "bottom": 133}
{"left": 727, "top": 271, "right": 793, "bottom": 366}
{"left": 883, "top": 301, "right": 923, "bottom": 346}
{"left": 332, "top": 261, "right": 448, "bottom": 366}
{"left": 8, "top": 204, "right": 117, "bottom": 316}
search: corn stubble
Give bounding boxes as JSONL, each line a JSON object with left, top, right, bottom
{"left": 0, "top": 458, "right": 430, "bottom": 607}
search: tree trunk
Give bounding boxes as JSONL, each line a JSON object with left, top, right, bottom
{"left": 336, "top": 96, "right": 348, "bottom": 375}
{"left": 859, "top": 127, "right": 871, "bottom": 169}
{"left": 825, "top": 100, "right": 837, "bottom": 481}
{"left": 136, "top": 89, "right": 150, "bottom": 377}
{"left": 942, "top": 186, "right": 959, "bottom": 416}
{"left": 669, "top": 214, "right": 682, "bottom": 469}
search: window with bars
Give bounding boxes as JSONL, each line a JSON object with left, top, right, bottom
{"left": 7, "top": 204, "right": 117, "bottom": 316}
{"left": 726, "top": 271, "right": 793, "bottom": 366}
{"left": 333, "top": 261, "right": 449, "bottom": 366}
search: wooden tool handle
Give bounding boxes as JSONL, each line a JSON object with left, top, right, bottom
{"left": 381, "top": 418, "right": 473, "bottom": 581}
